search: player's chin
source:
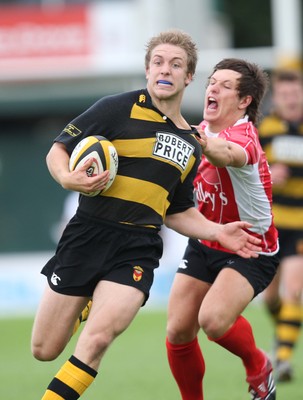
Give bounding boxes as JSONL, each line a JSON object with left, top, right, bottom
{"left": 155, "top": 85, "right": 175, "bottom": 94}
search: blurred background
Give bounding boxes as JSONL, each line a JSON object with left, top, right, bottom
{"left": 0, "top": 0, "right": 302, "bottom": 315}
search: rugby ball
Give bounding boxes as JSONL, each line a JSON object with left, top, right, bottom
{"left": 69, "top": 135, "right": 118, "bottom": 197}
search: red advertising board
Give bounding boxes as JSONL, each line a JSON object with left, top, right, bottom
{"left": 0, "top": 4, "right": 93, "bottom": 76}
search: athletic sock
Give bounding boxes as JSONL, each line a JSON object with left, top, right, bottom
{"left": 276, "top": 302, "right": 303, "bottom": 362}
{"left": 41, "top": 355, "right": 97, "bottom": 399}
{"left": 266, "top": 298, "right": 282, "bottom": 323}
{"left": 72, "top": 320, "right": 81, "bottom": 336}
{"left": 209, "top": 315, "right": 265, "bottom": 377}
{"left": 166, "top": 337, "right": 205, "bottom": 400}
{"left": 72, "top": 300, "right": 92, "bottom": 336}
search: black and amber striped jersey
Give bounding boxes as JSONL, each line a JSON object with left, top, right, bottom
{"left": 55, "top": 89, "right": 202, "bottom": 229}
{"left": 258, "top": 114, "right": 303, "bottom": 230}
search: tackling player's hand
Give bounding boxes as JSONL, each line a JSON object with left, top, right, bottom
{"left": 216, "top": 221, "right": 262, "bottom": 258}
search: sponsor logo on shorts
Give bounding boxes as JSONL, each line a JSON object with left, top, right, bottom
{"left": 51, "top": 272, "right": 61, "bottom": 286}
{"left": 63, "top": 123, "right": 82, "bottom": 137}
{"left": 133, "top": 266, "right": 143, "bottom": 282}
{"left": 178, "top": 259, "right": 188, "bottom": 269}
{"left": 153, "top": 132, "right": 194, "bottom": 170}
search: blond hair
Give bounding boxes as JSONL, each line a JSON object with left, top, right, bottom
{"left": 145, "top": 29, "right": 198, "bottom": 77}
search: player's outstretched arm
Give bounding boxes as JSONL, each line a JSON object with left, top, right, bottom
{"left": 215, "top": 221, "right": 261, "bottom": 258}
{"left": 165, "top": 208, "right": 261, "bottom": 258}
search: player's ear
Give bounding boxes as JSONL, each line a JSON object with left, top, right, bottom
{"left": 145, "top": 67, "right": 150, "bottom": 80}
{"left": 184, "top": 73, "right": 193, "bottom": 87}
{"left": 239, "top": 95, "right": 252, "bottom": 110}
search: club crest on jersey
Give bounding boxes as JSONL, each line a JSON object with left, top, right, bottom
{"left": 63, "top": 123, "right": 82, "bottom": 137}
{"left": 153, "top": 132, "right": 194, "bottom": 170}
{"left": 133, "top": 266, "right": 143, "bottom": 282}
{"left": 138, "top": 94, "right": 146, "bottom": 103}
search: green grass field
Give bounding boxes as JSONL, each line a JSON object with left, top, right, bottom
{"left": 1, "top": 303, "right": 302, "bottom": 400}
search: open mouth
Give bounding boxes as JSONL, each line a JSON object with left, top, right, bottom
{"left": 207, "top": 96, "right": 218, "bottom": 110}
{"left": 157, "top": 80, "right": 173, "bottom": 86}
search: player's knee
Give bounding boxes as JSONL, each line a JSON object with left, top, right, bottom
{"left": 166, "top": 327, "right": 184, "bottom": 343}
{"left": 31, "top": 339, "right": 65, "bottom": 361}
{"left": 166, "top": 321, "right": 195, "bottom": 344}
{"left": 199, "top": 312, "right": 226, "bottom": 338}
{"left": 87, "top": 330, "right": 114, "bottom": 355}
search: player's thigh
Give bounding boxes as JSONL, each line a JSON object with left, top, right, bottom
{"left": 167, "top": 273, "right": 209, "bottom": 339}
{"left": 200, "top": 268, "right": 254, "bottom": 330}
{"left": 32, "top": 285, "right": 89, "bottom": 348}
{"left": 82, "top": 280, "right": 145, "bottom": 338}
{"left": 281, "top": 255, "right": 303, "bottom": 301}
{"left": 74, "top": 281, "right": 145, "bottom": 369}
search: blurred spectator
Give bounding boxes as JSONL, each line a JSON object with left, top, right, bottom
{"left": 258, "top": 69, "right": 303, "bottom": 382}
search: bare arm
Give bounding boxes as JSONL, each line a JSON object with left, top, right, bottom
{"left": 46, "top": 142, "right": 110, "bottom": 193}
{"left": 165, "top": 208, "right": 261, "bottom": 258}
{"left": 195, "top": 126, "right": 246, "bottom": 168}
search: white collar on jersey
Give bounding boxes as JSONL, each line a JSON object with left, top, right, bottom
{"left": 234, "top": 114, "right": 249, "bottom": 126}
{"left": 205, "top": 115, "right": 249, "bottom": 136}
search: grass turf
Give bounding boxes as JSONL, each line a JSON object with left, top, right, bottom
{"left": 1, "top": 303, "right": 302, "bottom": 399}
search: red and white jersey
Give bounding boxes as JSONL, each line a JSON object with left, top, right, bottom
{"left": 195, "top": 118, "right": 279, "bottom": 255}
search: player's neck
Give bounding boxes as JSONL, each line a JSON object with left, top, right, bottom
{"left": 153, "top": 99, "right": 190, "bottom": 129}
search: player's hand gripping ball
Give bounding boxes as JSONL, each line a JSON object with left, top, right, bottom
{"left": 69, "top": 135, "right": 119, "bottom": 197}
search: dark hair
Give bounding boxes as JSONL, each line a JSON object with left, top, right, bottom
{"left": 145, "top": 29, "right": 198, "bottom": 77}
{"left": 211, "top": 58, "right": 269, "bottom": 124}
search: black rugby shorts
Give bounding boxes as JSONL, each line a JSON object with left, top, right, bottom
{"left": 177, "top": 238, "right": 280, "bottom": 298}
{"left": 41, "top": 213, "right": 163, "bottom": 305}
